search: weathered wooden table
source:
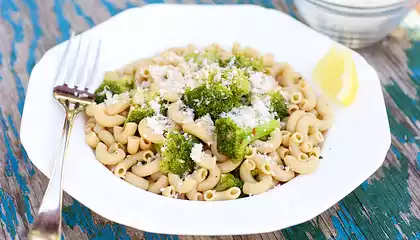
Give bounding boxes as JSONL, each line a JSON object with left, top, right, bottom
{"left": 1, "top": 0, "right": 419, "bottom": 239}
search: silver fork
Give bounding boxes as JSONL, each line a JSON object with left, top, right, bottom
{"left": 27, "top": 31, "right": 101, "bottom": 240}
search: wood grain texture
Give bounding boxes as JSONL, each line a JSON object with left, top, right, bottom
{"left": 0, "top": 0, "right": 419, "bottom": 239}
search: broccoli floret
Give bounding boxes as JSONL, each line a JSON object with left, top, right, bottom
{"left": 159, "top": 132, "right": 199, "bottom": 176}
{"left": 269, "top": 92, "right": 288, "bottom": 120}
{"left": 226, "top": 53, "right": 264, "bottom": 72}
{"left": 222, "top": 69, "right": 250, "bottom": 98}
{"left": 159, "top": 99, "right": 169, "bottom": 116}
{"left": 241, "top": 93, "right": 252, "bottom": 106}
{"left": 214, "top": 173, "right": 244, "bottom": 191}
{"left": 94, "top": 72, "right": 134, "bottom": 103}
{"left": 215, "top": 118, "right": 280, "bottom": 162}
{"left": 183, "top": 82, "right": 239, "bottom": 120}
{"left": 126, "top": 106, "right": 154, "bottom": 124}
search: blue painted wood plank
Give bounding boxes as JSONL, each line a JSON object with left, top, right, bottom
{"left": 53, "top": 0, "right": 71, "bottom": 43}
{"left": 70, "top": 0, "right": 95, "bottom": 27}
{"left": 62, "top": 200, "right": 131, "bottom": 239}
{"left": 21, "top": 0, "right": 42, "bottom": 76}
{"left": 99, "top": 0, "right": 121, "bottom": 16}
{"left": 0, "top": 0, "right": 27, "bottom": 114}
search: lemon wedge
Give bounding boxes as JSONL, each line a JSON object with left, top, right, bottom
{"left": 313, "top": 45, "right": 359, "bottom": 106}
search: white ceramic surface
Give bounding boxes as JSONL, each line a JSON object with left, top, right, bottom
{"left": 20, "top": 4, "right": 391, "bottom": 235}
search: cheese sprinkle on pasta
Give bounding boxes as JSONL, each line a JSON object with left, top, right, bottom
{"left": 87, "top": 43, "right": 333, "bottom": 201}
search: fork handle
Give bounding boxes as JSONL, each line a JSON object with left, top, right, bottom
{"left": 28, "top": 106, "right": 78, "bottom": 240}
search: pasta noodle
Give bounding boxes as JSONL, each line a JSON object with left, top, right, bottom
{"left": 85, "top": 132, "right": 100, "bottom": 148}
{"left": 139, "top": 137, "right": 152, "bottom": 150}
{"left": 114, "top": 122, "right": 137, "bottom": 144}
{"left": 150, "top": 172, "right": 164, "bottom": 182}
{"left": 137, "top": 118, "right": 165, "bottom": 144}
{"left": 315, "top": 96, "right": 334, "bottom": 131}
{"left": 276, "top": 146, "right": 290, "bottom": 159}
{"left": 148, "top": 175, "right": 169, "bottom": 194}
{"left": 239, "top": 159, "right": 257, "bottom": 183}
{"left": 131, "top": 158, "right": 161, "bottom": 177}
{"left": 243, "top": 174, "right": 273, "bottom": 195}
{"left": 295, "top": 115, "right": 318, "bottom": 141}
{"left": 218, "top": 160, "right": 242, "bottom": 174}
{"left": 196, "top": 151, "right": 217, "bottom": 170}
{"left": 124, "top": 171, "right": 149, "bottom": 190}
{"left": 95, "top": 142, "right": 126, "bottom": 165}
{"left": 105, "top": 102, "right": 130, "bottom": 115}
{"left": 287, "top": 110, "right": 306, "bottom": 133}
{"left": 168, "top": 174, "right": 197, "bottom": 193}
{"left": 84, "top": 43, "right": 332, "bottom": 201}
{"left": 283, "top": 155, "right": 320, "bottom": 174}
{"left": 298, "top": 81, "right": 317, "bottom": 111}
{"left": 271, "top": 161, "right": 295, "bottom": 182}
{"left": 127, "top": 136, "right": 141, "bottom": 155}
{"left": 94, "top": 105, "right": 126, "bottom": 128}
{"left": 252, "top": 128, "right": 282, "bottom": 154}
{"left": 114, "top": 155, "right": 138, "bottom": 178}
{"left": 197, "top": 165, "right": 221, "bottom": 192}
{"left": 97, "top": 130, "right": 115, "bottom": 147}
{"left": 252, "top": 154, "right": 273, "bottom": 175}
{"left": 203, "top": 187, "right": 241, "bottom": 201}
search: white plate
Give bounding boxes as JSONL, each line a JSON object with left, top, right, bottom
{"left": 21, "top": 4, "right": 391, "bottom": 235}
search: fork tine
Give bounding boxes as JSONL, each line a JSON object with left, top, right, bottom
{"left": 86, "top": 38, "right": 102, "bottom": 93}
{"left": 54, "top": 31, "right": 76, "bottom": 87}
{"left": 74, "top": 37, "right": 91, "bottom": 90}
{"left": 64, "top": 35, "right": 83, "bottom": 88}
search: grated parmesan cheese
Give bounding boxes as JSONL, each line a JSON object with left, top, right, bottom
{"left": 190, "top": 143, "right": 204, "bottom": 163}
{"left": 149, "top": 98, "right": 162, "bottom": 114}
{"left": 178, "top": 101, "right": 195, "bottom": 123}
{"left": 221, "top": 95, "right": 275, "bottom": 128}
{"left": 249, "top": 72, "right": 277, "bottom": 94}
{"left": 145, "top": 114, "right": 174, "bottom": 135}
{"left": 104, "top": 92, "right": 130, "bottom": 105}
{"left": 196, "top": 113, "right": 214, "bottom": 130}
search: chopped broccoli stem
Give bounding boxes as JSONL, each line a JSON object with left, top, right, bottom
{"left": 94, "top": 73, "right": 134, "bottom": 103}
{"left": 269, "top": 92, "right": 288, "bottom": 120}
{"left": 183, "top": 82, "right": 240, "bottom": 120}
{"left": 159, "top": 132, "right": 199, "bottom": 176}
{"left": 251, "top": 119, "right": 280, "bottom": 141}
{"left": 215, "top": 118, "right": 280, "bottom": 163}
{"left": 126, "top": 107, "right": 154, "bottom": 124}
{"left": 214, "top": 173, "right": 244, "bottom": 191}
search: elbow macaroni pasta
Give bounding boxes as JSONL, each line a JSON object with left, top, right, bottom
{"left": 84, "top": 43, "right": 332, "bottom": 201}
{"left": 252, "top": 128, "right": 282, "bottom": 154}
{"left": 243, "top": 174, "right": 273, "bottom": 195}
{"left": 137, "top": 119, "right": 165, "bottom": 144}
{"left": 131, "top": 158, "right": 161, "bottom": 177}
{"left": 127, "top": 136, "right": 141, "bottom": 155}
{"left": 114, "top": 122, "right": 137, "bottom": 144}
{"left": 197, "top": 165, "right": 221, "bottom": 192}
{"left": 203, "top": 187, "right": 241, "bottom": 201}
{"left": 218, "top": 160, "right": 242, "bottom": 174}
